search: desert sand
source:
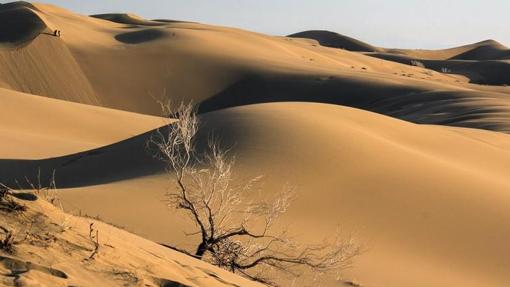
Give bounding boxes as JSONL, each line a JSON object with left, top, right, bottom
{"left": 1, "top": 1, "right": 510, "bottom": 287}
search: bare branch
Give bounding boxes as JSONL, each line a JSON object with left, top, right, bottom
{"left": 148, "top": 101, "right": 361, "bottom": 286}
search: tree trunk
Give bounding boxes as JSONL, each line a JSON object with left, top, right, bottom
{"left": 195, "top": 242, "right": 207, "bottom": 258}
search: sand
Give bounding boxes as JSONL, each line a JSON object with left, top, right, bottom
{"left": 291, "top": 31, "right": 510, "bottom": 85}
{"left": 0, "top": 193, "right": 264, "bottom": 287}
{"left": 1, "top": 2, "right": 510, "bottom": 287}
{"left": 0, "top": 87, "right": 166, "bottom": 159}
{"left": 2, "top": 102, "right": 510, "bottom": 286}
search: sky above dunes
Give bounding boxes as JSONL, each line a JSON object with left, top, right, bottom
{"left": 32, "top": 0, "right": 509, "bottom": 49}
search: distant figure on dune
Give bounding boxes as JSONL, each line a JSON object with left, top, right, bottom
{"left": 53, "top": 30, "right": 61, "bottom": 37}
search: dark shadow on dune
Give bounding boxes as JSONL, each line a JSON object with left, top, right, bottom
{"left": 115, "top": 29, "right": 165, "bottom": 44}
{"left": 1, "top": 74, "right": 510, "bottom": 188}
{"left": 91, "top": 13, "right": 165, "bottom": 26}
{"left": 0, "top": 1, "right": 40, "bottom": 11}
{"left": 0, "top": 3, "right": 46, "bottom": 48}
{"left": 0, "top": 129, "right": 163, "bottom": 188}
{"left": 0, "top": 120, "right": 242, "bottom": 189}
{"left": 450, "top": 40, "right": 510, "bottom": 61}
{"left": 198, "top": 73, "right": 420, "bottom": 113}
{"left": 198, "top": 72, "right": 510, "bottom": 133}
{"left": 367, "top": 52, "right": 510, "bottom": 85}
{"left": 154, "top": 278, "right": 191, "bottom": 287}
{"left": 288, "top": 30, "right": 379, "bottom": 52}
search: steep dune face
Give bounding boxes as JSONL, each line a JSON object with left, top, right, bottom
{"left": 0, "top": 88, "right": 165, "bottom": 159}
{"left": 448, "top": 40, "right": 510, "bottom": 60}
{"left": 0, "top": 4, "right": 101, "bottom": 107}
{"left": 0, "top": 36, "right": 99, "bottom": 105}
{"left": 2, "top": 103, "right": 510, "bottom": 287}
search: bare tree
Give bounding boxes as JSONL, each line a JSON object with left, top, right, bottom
{"left": 87, "top": 223, "right": 100, "bottom": 260}
{"left": 148, "top": 102, "right": 360, "bottom": 286}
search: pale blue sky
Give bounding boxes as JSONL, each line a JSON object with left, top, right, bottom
{"left": 30, "top": 0, "right": 509, "bottom": 49}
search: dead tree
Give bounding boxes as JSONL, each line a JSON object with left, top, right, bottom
{"left": 149, "top": 102, "right": 360, "bottom": 285}
{"left": 87, "top": 223, "right": 100, "bottom": 260}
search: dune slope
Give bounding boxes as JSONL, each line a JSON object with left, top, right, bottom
{"left": 288, "top": 30, "right": 380, "bottom": 52}
{"left": 0, "top": 88, "right": 166, "bottom": 159}
{"left": 0, "top": 35, "right": 99, "bottom": 105}
{"left": 1, "top": 103, "right": 510, "bottom": 287}
{"left": 0, "top": 193, "right": 263, "bottom": 287}
{"left": 91, "top": 13, "right": 166, "bottom": 26}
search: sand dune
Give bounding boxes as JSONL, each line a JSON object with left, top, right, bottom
{"left": 0, "top": 35, "right": 99, "bottom": 105}
{"left": 0, "top": 3, "right": 507, "bottom": 135}
{"left": 290, "top": 30, "right": 510, "bottom": 60}
{"left": 2, "top": 2, "right": 510, "bottom": 287}
{"left": 367, "top": 52, "right": 510, "bottom": 85}
{"left": 0, "top": 87, "right": 165, "bottom": 159}
{"left": 292, "top": 30, "right": 510, "bottom": 85}
{"left": 92, "top": 13, "right": 166, "bottom": 26}
{"left": 2, "top": 102, "right": 510, "bottom": 286}
{"left": 288, "top": 30, "right": 380, "bottom": 52}
{"left": 0, "top": 2, "right": 47, "bottom": 48}
{"left": 0, "top": 193, "right": 263, "bottom": 287}
{"left": 16, "top": 4, "right": 509, "bottom": 134}
{"left": 386, "top": 39, "right": 510, "bottom": 60}
{"left": 449, "top": 39, "right": 510, "bottom": 60}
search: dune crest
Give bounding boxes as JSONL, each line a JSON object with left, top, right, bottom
{"left": 288, "top": 30, "right": 380, "bottom": 52}
{"left": 92, "top": 13, "right": 166, "bottom": 26}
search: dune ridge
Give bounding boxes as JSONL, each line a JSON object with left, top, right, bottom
{"left": 0, "top": 87, "right": 166, "bottom": 159}
{"left": 288, "top": 30, "right": 380, "bottom": 52}
{"left": 91, "top": 13, "right": 166, "bottom": 26}
{"left": 450, "top": 40, "right": 510, "bottom": 60}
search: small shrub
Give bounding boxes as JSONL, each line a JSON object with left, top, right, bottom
{"left": 410, "top": 60, "right": 425, "bottom": 68}
{"left": 441, "top": 67, "right": 451, "bottom": 73}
